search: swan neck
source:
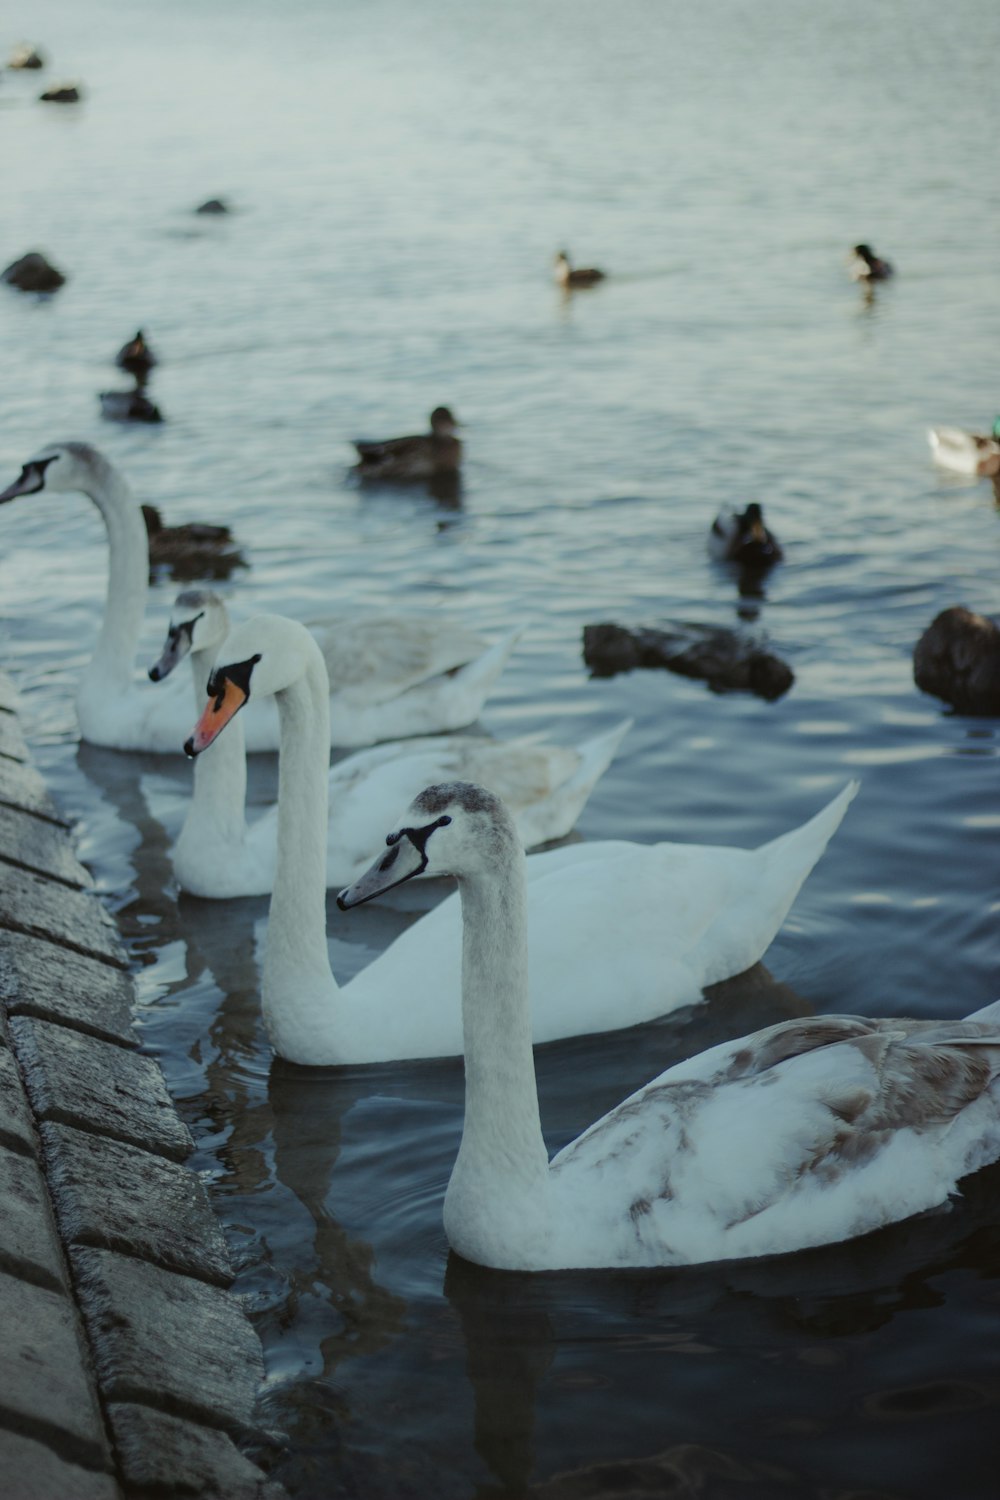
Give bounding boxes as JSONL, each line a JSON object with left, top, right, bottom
{"left": 453, "top": 851, "right": 548, "bottom": 1191}
{"left": 263, "top": 654, "right": 339, "bottom": 1016}
{"left": 80, "top": 457, "right": 149, "bottom": 693}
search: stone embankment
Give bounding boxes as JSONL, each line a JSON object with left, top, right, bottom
{"left": 0, "top": 670, "right": 285, "bottom": 1499}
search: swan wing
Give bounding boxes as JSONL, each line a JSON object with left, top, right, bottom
{"left": 307, "top": 614, "right": 489, "bottom": 700}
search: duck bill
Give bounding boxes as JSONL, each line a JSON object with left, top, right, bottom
{"left": 337, "top": 838, "right": 428, "bottom": 910}
{"left": 184, "top": 678, "right": 248, "bottom": 757}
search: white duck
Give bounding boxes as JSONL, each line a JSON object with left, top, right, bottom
{"left": 0, "top": 441, "right": 515, "bottom": 753}
{"left": 927, "top": 421, "right": 1000, "bottom": 478}
{"left": 185, "top": 613, "right": 856, "bottom": 1065}
{"left": 339, "top": 781, "right": 1000, "bottom": 1271}
{"left": 154, "top": 589, "right": 630, "bottom": 897}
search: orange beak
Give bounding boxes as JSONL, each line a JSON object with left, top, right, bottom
{"left": 184, "top": 676, "right": 249, "bottom": 757}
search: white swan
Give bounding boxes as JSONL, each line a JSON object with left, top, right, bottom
{"left": 340, "top": 781, "right": 1000, "bottom": 1271}
{"left": 185, "top": 613, "right": 856, "bottom": 1065}
{"left": 0, "top": 441, "right": 515, "bottom": 752}
{"left": 154, "top": 588, "right": 630, "bottom": 896}
{"left": 928, "top": 423, "right": 1000, "bottom": 478}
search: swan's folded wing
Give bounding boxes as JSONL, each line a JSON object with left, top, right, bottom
{"left": 309, "top": 615, "right": 489, "bottom": 698}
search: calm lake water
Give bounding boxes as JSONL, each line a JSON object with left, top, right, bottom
{"left": 4, "top": 0, "right": 1000, "bottom": 1494}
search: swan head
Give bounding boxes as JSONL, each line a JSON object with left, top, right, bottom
{"left": 0, "top": 441, "right": 111, "bottom": 505}
{"left": 184, "top": 613, "right": 319, "bottom": 756}
{"left": 336, "top": 781, "right": 519, "bottom": 909}
{"left": 149, "top": 589, "right": 229, "bottom": 682}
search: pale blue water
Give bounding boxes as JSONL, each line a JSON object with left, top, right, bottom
{"left": 3, "top": 1, "right": 1000, "bottom": 1494}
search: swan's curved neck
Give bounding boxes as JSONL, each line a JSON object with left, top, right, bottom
{"left": 78, "top": 455, "right": 150, "bottom": 696}
{"left": 185, "top": 645, "right": 248, "bottom": 847}
{"left": 262, "top": 653, "right": 340, "bottom": 1056}
{"left": 446, "top": 849, "right": 549, "bottom": 1240}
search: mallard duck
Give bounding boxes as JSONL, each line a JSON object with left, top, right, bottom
{"left": 352, "top": 407, "right": 462, "bottom": 482}
{"left": 152, "top": 590, "right": 628, "bottom": 896}
{"left": 195, "top": 198, "right": 229, "bottom": 215}
{"left": 39, "top": 82, "right": 81, "bottom": 103}
{"left": 554, "top": 250, "right": 606, "bottom": 289}
{"left": 115, "top": 330, "right": 157, "bottom": 378}
{"left": 141, "top": 506, "right": 246, "bottom": 583}
{"left": 848, "top": 244, "right": 893, "bottom": 282}
{"left": 99, "top": 389, "right": 163, "bottom": 424}
{"left": 8, "top": 44, "right": 45, "bottom": 70}
{"left": 0, "top": 442, "right": 514, "bottom": 751}
{"left": 185, "top": 614, "right": 855, "bottom": 1062}
{"left": 709, "top": 503, "right": 783, "bottom": 567}
{"left": 339, "top": 781, "right": 1000, "bottom": 1271}
{"left": 927, "top": 421, "right": 1000, "bottom": 478}
{"left": 913, "top": 606, "right": 1000, "bottom": 715}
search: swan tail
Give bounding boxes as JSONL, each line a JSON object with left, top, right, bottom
{"left": 965, "top": 998, "right": 1000, "bottom": 1025}
{"left": 564, "top": 718, "right": 632, "bottom": 796}
{"left": 451, "top": 627, "right": 522, "bottom": 700}
{"left": 514, "top": 718, "right": 632, "bottom": 850}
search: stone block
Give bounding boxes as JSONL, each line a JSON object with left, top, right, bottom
{"left": 0, "top": 802, "right": 92, "bottom": 888}
{"left": 0, "top": 929, "right": 136, "bottom": 1046}
{"left": 0, "top": 1268, "right": 110, "bottom": 1470}
{"left": 71, "top": 1247, "right": 265, "bottom": 1440}
{"left": 9, "top": 1018, "right": 192, "bottom": 1162}
{"left": 0, "top": 1036, "right": 37, "bottom": 1154}
{"left": 0, "top": 1429, "right": 120, "bottom": 1500}
{"left": 108, "top": 1404, "right": 285, "bottom": 1499}
{"left": 42, "top": 1123, "right": 232, "bottom": 1287}
{"left": 0, "top": 753, "right": 66, "bottom": 824}
{"left": 0, "top": 1142, "right": 67, "bottom": 1290}
{"left": 0, "top": 708, "right": 28, "bottom": 761}
{"left": 0, "top": 670, "right": 20, "bottom": 710}
{"left": 0, "top": 865, "right": 125, "bottom": 968}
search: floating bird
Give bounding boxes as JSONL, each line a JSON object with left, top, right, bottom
{"left": 913, "top": 606, "right": 1000, "bottom": 716}
{"left": 0, "top": 443, "right": 514, "bottom": 751}
{"left": 352, "top": 407, "right": 462, "bottom": 483}
{"left": 115, "top": 330, "right": 157, "bottom": 379}
{"left": 99, "top": 389, "right": 163, "bottom": 424}
{"left": 186, "top": 612, "right": 855, "bottom": 1063}
{"left": 709, "top": 503, "right": 783, "bottom": 567}
{"left": 554, "top": 251, "right": 605, "bottom": 289}
{"left": 927, "top": 421, "right": 1000, "bottom": 479}
{"left": 141, "top": 507, "right": 245, "bottom": 583}
{"left": 1, "top": 251, "right": 65, "bottom": 292}
{"left": 8, "top": 44, "right": 45, "bottom": 70}
{"left": 340, "top": 781, "right": 1000, "bottom": 1271}
{"left": 39, "top": 82, "right": 80, "bottom": 103}
{"left": 848, "top": 244, "right": 893, "bottom": 282}
{"left": 153, "top": 591, "right": 628, "bottom": 896}
{"left": 195, "top": 198, "right": 229, "bottom": 215}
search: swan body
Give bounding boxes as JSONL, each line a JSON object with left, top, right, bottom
{"left": 848, "top": 243, "right": 893, "bottom": 282}
{"left": 709, "top": 503, "right": 783, "bottom": 567}
{"left": 928, "top": 422, "right": 1000, "bottom": 478}
{"left": 340, "top": 782, "right": 1000, "bottom": 1271}
{"left": 0, "top": 442, "right": 513, "bottom": 752}
{"left": 154, "top": 590, "right": 629, "bottom": 896}
{"left": 554, "top": 251, "right": 605, "bottom": 289}
{"left": 187, "top": 614, "right": 856, "bottom": 1064}
{"left": 352, "top": 407, "right": 462, "bottom": 482}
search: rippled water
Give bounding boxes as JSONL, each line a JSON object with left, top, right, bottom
{"left": 4, "top": 0, "right": 1000, "bottom": 1494}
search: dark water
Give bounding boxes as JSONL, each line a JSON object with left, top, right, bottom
{"left": 3, "top": 0, "right": 1000, "bottom": 1494}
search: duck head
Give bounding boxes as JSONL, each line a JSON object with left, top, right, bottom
{"left": 430, "top": 406, "right": 459, "bottom": 435}
{"left": 149, "top": 589, "right": 228, "bottom": 682}
{"left": 337, "top": 781, "right": 518, "bottom": 907}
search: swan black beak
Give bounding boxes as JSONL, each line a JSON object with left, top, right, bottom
{"left": 0, "top": 462, "right": 48, "bottom": 504}
{"left": 337, "top": 814, "right": 452, "bottom": 910}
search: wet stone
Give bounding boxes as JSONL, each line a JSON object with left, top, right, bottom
{"left": 0, "top": 1268, "right": 110, "bottom": 1470}
{"left": 0, "top": 707, "right": 28, "bottom": 760}
{"left": 0, "top": 929, "right": 136, "bottom": 1046}
{"left": 0, "top": 865, "right": 125, "bottom": 968}
{"left": 9, "top": 1017, "right": 192, "bottom": 1162}
{"left": 0, "top": 752, "right": 66, "bottom": 824}
{"left": 0, "top": 1142, "right": 67, "bottom": 1290}
{"left": 0, "top": 801, "right": 92, "bottom": 888}
{"left": 0, "top": 1036, "right": 37, "bottom": 1154}
{"left": 42, "top": 1122, "right": 232, "bottom": 1287}
{"left": 72, "top": 1247, "right": 265, "bottom": 1439}
{"left": 108, "top": 1404, "right": 285, "bottom": 1500}
{"left": 0, "top": 670, "right": 19, "bottom": 711}
{"left": 0, "top": 1430, "right": 121, "bottom": 1500}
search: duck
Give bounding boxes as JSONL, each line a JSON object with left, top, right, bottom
{"left": 39, "top": 82, "right": 81, "bottom": 103}
{"left": 352, "top": 407, "right": 462, "bottom": 483}
{"left": 848, "top": 243, "right": 893, "bottom": 282}
{"left": 185, "top": 613, "right": 856, "bottom": 1064}
{"left": 99, "top": 388, "right": 163, "bottom": 424}
{"left": 0, "top": 442, "right": 515, "bottom": 752}
{"left": 152, "top": 590, "right": 630, "bottom": 897}
{"left": 927, "top": 421, "right": 1000, "bottom": 479}
{"left": 709, "top": 503, "right": 784, "bottom": 567}
{"left": 141, "top": 506, "right": 246, "bottom": 583}
{"left": 913, "top": 606, "right": 1000, "bottom": 715}
{"left": 554, "top": 251, "right": 606, "bottom": 289}
{"left": 115, "top": 330, "right": 157, "bottom": 378}
{"left": 339, "top": 780, "right": 1000, "bottom": 1270}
